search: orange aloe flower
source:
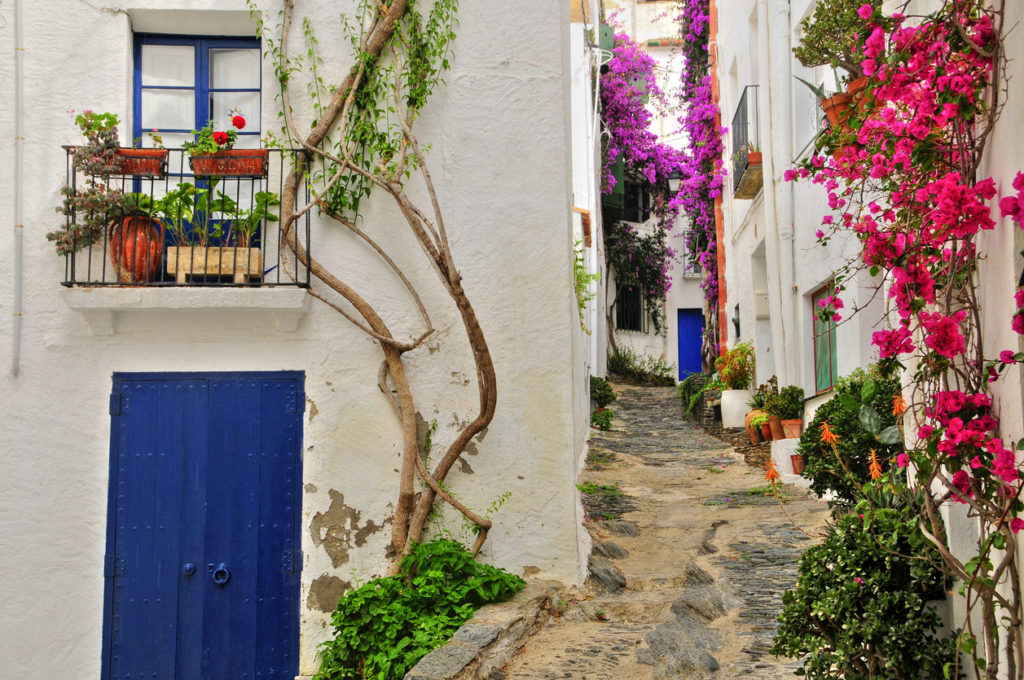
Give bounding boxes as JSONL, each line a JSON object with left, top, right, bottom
{"left": 820, "top": 421, "right": 840, "bottom": 446}
{"left": 765, "top": 458, "right": 780, "bottom": 483}
{"left": 869, "top": 449, "right": 883, "bottom": 480}
{"left": 893, "top": 394, "right": 906, "bottom": 416}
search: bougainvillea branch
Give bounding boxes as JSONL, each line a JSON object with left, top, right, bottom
{"left": 676, "top": 0, "right": 726, "bottom": 314}
{"left": 788, "top": 1, "right": 1023, "bottom": 676}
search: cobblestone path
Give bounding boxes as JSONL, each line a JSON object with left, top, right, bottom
{"left": 499, "top": 383, "right": 830, "bottom": 680}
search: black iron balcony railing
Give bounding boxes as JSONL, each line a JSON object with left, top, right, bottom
{"left": 731, "top": 85, "right": 762, "bottom": 197}
{"left": 58, "top": 147, "right": 311, "bottom": 287}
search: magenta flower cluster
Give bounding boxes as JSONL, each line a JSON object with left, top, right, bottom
{"left": 675, "top": 0, "right": 725, "bottom": 305}
{"left": 600, "top": 33, "right": 685, "bottom": 194}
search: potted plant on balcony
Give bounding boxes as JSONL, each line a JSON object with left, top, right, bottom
{"left": 150, "top": 180, "right": 279, "bottom": 284}
{"left": 184, "top": 114, "right": 268, "bottom": 177}
{"left": 715, "top": 340, "right": 754, "bottom": 429}
{"left": 764, "top": 385, "right": 806, "bottom": 439}
{"left": 69, "top": 110, "right": 168, "bottom": 177}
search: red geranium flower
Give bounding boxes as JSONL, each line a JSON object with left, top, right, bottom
{"left": 232, "top": 115, "right": 246, "bottom": 130}
{"left": 212, "top": 131, "right": 229, "bottom": 146}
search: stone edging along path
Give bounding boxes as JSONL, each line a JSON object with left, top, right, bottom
{"left": 402, "top": 383, "right": 829, "bottom": 680}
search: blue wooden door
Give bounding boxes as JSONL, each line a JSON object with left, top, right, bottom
{"left": 677, "top": 309, "right": 704, "bottom": 380}
{"left": 103, "top": 372, "right": 302, "bottom": 680}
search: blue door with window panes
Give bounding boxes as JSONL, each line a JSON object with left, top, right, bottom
{"left": 102, "top": 372, "right": 302, "bottom": 680}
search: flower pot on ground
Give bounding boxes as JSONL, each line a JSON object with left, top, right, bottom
{"left": 115, "top": 148, "right": 168, "bottom": 177}
{"left": 761, "top": 422, "right": 773, "bottom": 442}
{"left": 782, "top": 418, "right": 803, "bottom": 439}
{"left": 744, "top": 410, "right": 766, "bottom": 445}
{"left": 790, "top": 453, "right": 805, "bottom": 475}
{"left": 768, "top": 415, "right": 785, "bottom": 441}
{"left": 721, "top": 389, "right": 753, "bottom": 429}
{"left": 110, "top": 215, "right": 164, "bottom": 283}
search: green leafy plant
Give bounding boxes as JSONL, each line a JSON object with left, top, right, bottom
{"left": 315, "top": 539, "right": 525, "bottom": 680}
{"left": 750, "top": 413, "right": 769, "bottom": 428}
{"left": 574, "top": 241, "right": 601, "bottom": 333}
{"left": 590, "top": 376, "right": 617, "bottom": 409}
{"left": 798, "top": 371, "right": 902, "bottom": 506}
{"left": 182, "top": 115, "right": 245, "bottom": 155}
{"left": 764, "top": 385, "right": 805, "bottom": 420}
{"left": 577, "top": 482, "right": 623, "bottom": 498}
{"left": 714, "top": 340, "right": 754, "bottom": 389}
{"left": 773, "top": 497, "right": 956, "bottom": 679}
{"left": 591, "top": 408, "right": 614, "bottom": 430}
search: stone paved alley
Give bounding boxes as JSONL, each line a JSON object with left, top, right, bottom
{"left": 500, "top": 383, "right": 830, "bottom": 679}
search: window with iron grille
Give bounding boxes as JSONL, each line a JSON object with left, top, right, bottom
{"left": 812, "top": 283, "right": 838, "bottom": 393}
{"left": 623, "top": 180, "right": 652, "bottom": 223}
{"left": 616, "top": 284, "right": 645, "bottom": 332}
{"left": 681, "top": 230, "right": 702, "bottom": 278}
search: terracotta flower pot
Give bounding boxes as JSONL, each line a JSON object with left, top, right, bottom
{"left": 821, "top": 91, "right": 855, "bottom": 131}
{"left": 189, "top": 149, "right": 269, "bottom": 177}
{"left": 109, "top": 216, "right": 164, "bottom": 283}
{"left": 115, "top": 148, "right": 168, "bottom": 177}
{"left": 744, "top": 409, "right": 765, "bottom": 445}
{"left": 790, "top": 454, "right": 805, "bottom": 475}
{"left": 761, "top": 423, "right": 773, "bottom": 441}
{"left": 747, "top": 151, "right": 762, "bottom": 166}
{"left": 768, "top": 415, "right": 785, "bottom": 441}
{"left": 782, "top": 418, "right": 803, "bottom": 439}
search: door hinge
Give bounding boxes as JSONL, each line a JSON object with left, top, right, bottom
{"left": 104, "top": 553, "right": 125, "bottom": 578}
{"left": 282, "top": 549, "right": 302, "bottom": 574}
{"left": 109, "top": 393, "right": 123, "bottom": 416}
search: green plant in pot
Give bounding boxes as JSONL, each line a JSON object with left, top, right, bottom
{"left": 716, "top": 340, "right": 755, "bottom": 429}
{"left": 764, "top": 385, "right": 805, "bottom": 438}
{"left": 184, "top": 114, "right": 268, "bottom": 177}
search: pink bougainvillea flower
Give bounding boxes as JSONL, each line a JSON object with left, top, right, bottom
{"left": 1011, "top": 518, "right": 1024, "bottom": 534}
{"left": 896, "top": 452, "right": 910, "bottom": 468}
{"left": 854, "top": 576, "right": 865, "bottom": 585}
{"left": 232, "top": 115, "right": 246, "bottom": 130}
{"left": 857, "top": 4, "right": 873, "bottom": 20}
{"left": 1000, "top": 350, "right": 1017, "bottom": 365}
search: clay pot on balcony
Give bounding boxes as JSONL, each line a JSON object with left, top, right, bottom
{"left": 109, "top": 216, "right": 164, "bottom": 283}
{"left": 189, "top": 149, "right": 269, "bottom": 177}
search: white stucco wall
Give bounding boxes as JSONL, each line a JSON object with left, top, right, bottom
{"left": 0, "top": 1, "right": 588, "bottom": 677}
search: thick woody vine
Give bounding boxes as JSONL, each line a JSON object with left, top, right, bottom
{"left": 254, "top": 0, "right": 496, "bottom": 573}
{"left": 787, "top": 1, "right": 1024, "bottom": 677}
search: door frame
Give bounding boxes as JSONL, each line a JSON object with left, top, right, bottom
{"left": 101, "top": 370, "right": 304, "bottom": 680}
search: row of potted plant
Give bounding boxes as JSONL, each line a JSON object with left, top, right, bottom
{"left": 49, "top": 111, "right": 279, "bottom": 284}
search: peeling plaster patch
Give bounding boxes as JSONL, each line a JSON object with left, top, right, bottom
{"left": 458, "top": 457, "right": 475, "bottom": 475}
{"left": 523, "top": 566, "right": 540, "bottom": 576}
{"left": 428, "top": 343, "right": 440, "bottom": 354}
{"left": 307, "top": 399, "right": 319, "bottom": 421}
{"left": 305, "top": 483, "right": 318, "bottom": 493}
{"left": 517, "top": 476, "right": 525, "bottom": 480}
{"left": 309, "top": 490, "right": 384, "bottom": 568}
{"left": 464, "top": 441, "right": 479, "bottom": 457}
{"left": 416, "top": 412, "right": 431, "bottom": 461}
{"left": 308, "top": 574, "right": 351, "bottom": 613}
{"left": 476, "top": 427, "right": 489, "bottom": 443}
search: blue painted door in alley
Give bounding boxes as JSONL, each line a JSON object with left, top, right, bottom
{"left": 103, "top": 372, "right": 303, "bottom": 680}
{"left": 677, "top": 309, "right": 704, "bottom": 379}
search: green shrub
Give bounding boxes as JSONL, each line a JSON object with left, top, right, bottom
{"left": 315, "top": 539, "right": 525, "bottom": 680}
{"left": 589, "top": 376, "right": 617, "bottom": 409}
{"left": 608, "top": 346, "right": 675, "bottom": 386}
{"left": 798, "top": 372, "right": 902, "bottom": 506}
{"left": 773, "top": 497, "right": 955, "bottom": 679}
{"left": 591, "top": 408, "right": 614, "bottom": 430}
{"left": 764, "top": 385, "right": 805, "bottom": 420}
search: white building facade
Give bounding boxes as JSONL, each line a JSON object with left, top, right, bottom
{"left": 0, "top": 2, "right": 594, "bottom": 677}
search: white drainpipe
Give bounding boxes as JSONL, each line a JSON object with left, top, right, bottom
{"left": 12, "top": 0, "right": 24, "bottom": 377}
